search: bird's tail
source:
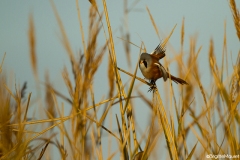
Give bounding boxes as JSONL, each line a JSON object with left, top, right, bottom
{"left": 169, "top": 74, "right": 188, "bottom": 85}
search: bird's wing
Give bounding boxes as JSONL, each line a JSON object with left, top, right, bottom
{"left": 150, "top": 43, "right": 166, "bottom": 60}
{"left": 154, "top": 63, "right": 168, "bottom": 81}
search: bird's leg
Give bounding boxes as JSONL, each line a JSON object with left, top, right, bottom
{"left": 148, "top": 80, "right": 157, "bottom": 92}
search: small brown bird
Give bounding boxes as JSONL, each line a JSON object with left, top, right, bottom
{"left": 139, "top": 43, "right": 188, "bottom": 91}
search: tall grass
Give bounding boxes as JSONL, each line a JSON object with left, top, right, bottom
{"left": 0, "top": 0, "right": 239, "bottom": 159}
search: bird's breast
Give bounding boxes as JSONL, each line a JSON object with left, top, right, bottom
{"left": 139, "top": 62, "right": 162, "bottom": 80}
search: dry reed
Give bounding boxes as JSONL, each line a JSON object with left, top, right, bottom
{"left": 0, "top": 1, "right": 239, "bottom": 160}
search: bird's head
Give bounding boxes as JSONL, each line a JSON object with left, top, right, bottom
{"left": 139, "top": 53, "right": 152, "bottom": 68}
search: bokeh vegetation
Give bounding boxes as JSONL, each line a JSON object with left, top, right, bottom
{"left": 0, "top": 0, "right": 239, "bottom": 159}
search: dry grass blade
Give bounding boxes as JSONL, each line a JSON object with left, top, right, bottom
{"left": 114, "top": 47, "right": 141, "bottom": 157}
{"left": 122, "top": 32, "right": 131, "bottom": 67}
{"left": 117, "top": 67, "right": 151, "bottom": 86}
{"left": 102, "top": 1, "right": 129, "bottom": 146}
{"left": 122, "top": 53, "right": 140, "bottom": 151}
{"left": 116, "top": 114, "right": 129, "bottom": 160}
{"left": 37, "top": 141, "right": 50, "bottom": 160}
{"left": 137, "top": 90, "right": 153, "bottom": 110}
{"left": 186, "top": 142, "right": 198, "bottom": 160}
{"left": 98, "top": 98, "right": 114, "bottom": 126}
{"left": 111, "top": 96, "right": 140, "bottom": 106}
{"left": 161, "top": 24, "right": 177, "bottom": 48}
{"left": 117, "top": 37, "right": 142, "bottom": 50}
{"left": 89, "top": 0, "right": 97, "bottom": 7}
{"left": 181, "top": 17, "right": 185, "bottom": 47}
{"left": 221, "top": 21, "right": 228, "bottom": 80}
{"left": 3, "top": 83, "right": 17, "bottom": 103}
{"left": 154, "top": 91, "right": 178, "bottom": 160}
{"left": 107, "top": 151, "right": 118, "bottom": 160}
{"left": 76, "top": 0, "right": 87, "bottom": 57}
{"left": 23, "top": 93, "right": 31, "bottom": 122}
{"left": 102, "top": 0, "right": 124, "bottom": 93}
{"left": 22, "top": 112, "right": 119, "bottom": 149}
{"left": 185, "top": 45, "right": 202, "bottom": 80}
{"left": 10, "top": 96, "right": 119, "bottom": 127}
{"left": 146, "top": 6, "right": 160, "bottom": 39}
{"left": 0, "top": 52, "right": 6, "bottom": 74}
{"left": 50, "top": 0, "right": 77, "bottom": 71}
{"left": 45, "top": 83, "right": 72, "bottom": 104}
{"left": 231, "top": 52, "right": 240, "bottom": 104}
{"left": 62, "top": 67, "right": 73, "bottom": 99}
{"left": 86, "top": 114, "right": 120, "bottom": 141}
{"left": 108, "top": 54, "right": 115, "bottom": 98}
{"left": 209, "top": 47, "right": 231, "bottom": 108}
{"left": 189, "top": 125, "right": 211, "bottom": 155}
{"left": 229, "top": 0, "right": 240, "bottom": 40}
{"left": 2, "top": 1, "right": 240, "bottom": 159}
{"left": 141, "top": 109, "right": 156, "bottom": 159}
{"left": 28, "top": 14, "right": 37, "bottom": 77}
{"left": 0, "top": 77, "right": 12, "bottom": 158}
{"left": 195, "top": 74, "right": 207, "bottom": 107}
{"left": 123, "top": 54, "right": 139, "bottom": 113}
{"left": 45, "top": 72, "right": 56, "bottom": 125}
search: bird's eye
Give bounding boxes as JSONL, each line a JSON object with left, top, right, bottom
{"left": 143, "top": 60, "right": 147, "bottom": 68}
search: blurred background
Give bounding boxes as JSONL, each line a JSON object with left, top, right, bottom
{"left": 0, "top": 0, "right": 239, "bottom": 159}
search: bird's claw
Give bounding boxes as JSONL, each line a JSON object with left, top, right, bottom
{"left": 148, "top": 85, "right": 157, "bottom": 92}
{"left": 148, "top": 80, "right": 157, "bottom": 92}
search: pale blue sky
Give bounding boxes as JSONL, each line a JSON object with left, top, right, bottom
{"left": 0, "top": 0, "right": 239, "bottom": 159}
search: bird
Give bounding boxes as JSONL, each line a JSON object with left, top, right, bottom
{"left": 139, "top": 43, "right": 188, "bottom": 92}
